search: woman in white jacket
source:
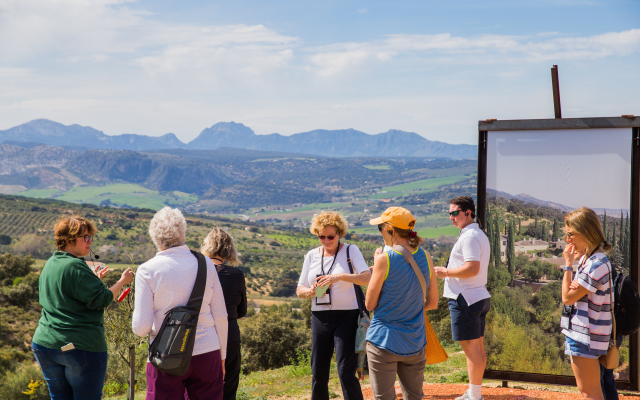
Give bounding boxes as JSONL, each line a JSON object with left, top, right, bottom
{"left": 132, "top": 207, "right": 228, "bottom": 400}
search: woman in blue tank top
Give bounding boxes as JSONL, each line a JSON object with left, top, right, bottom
{"left": 365, "top": 207, "right": 439, "bottom": 400}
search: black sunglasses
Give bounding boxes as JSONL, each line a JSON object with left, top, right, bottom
{"left": 448, "top": 210, "right": 466, "bottom": 217}
{"left": 377, "top": 224, "right": 384, "bottom": 232}
{"left": 318, "top": 235, "right": 336, "bottom": 241}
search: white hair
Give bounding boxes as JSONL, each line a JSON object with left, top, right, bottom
{"left": 149, "top": 207, "right": 187, "bottom": 250}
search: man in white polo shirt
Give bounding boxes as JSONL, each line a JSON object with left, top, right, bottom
{"left": 434, "top": 196, "right": 490, "bottom": 400}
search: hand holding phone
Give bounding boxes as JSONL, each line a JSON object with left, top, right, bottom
{"left": 315, "top": 284, "right": 330, "bottom": 297}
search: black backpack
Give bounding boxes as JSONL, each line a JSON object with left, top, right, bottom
{"left": 612, "top": 267, "right": 640, "bottom": 336}
{"left": 148, "top": 250, "right": 207, "bottom": 376}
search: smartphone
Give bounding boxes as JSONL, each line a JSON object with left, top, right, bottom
{"left": 61, "top": 343, "right": 75, "bottom": 352}
{"left": 315, "top": 284, "right": 330, "bottom": 297}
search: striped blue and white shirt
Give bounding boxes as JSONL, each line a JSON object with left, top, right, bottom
{"left": 561, "top": 252, "right": 613, "bottom": 354}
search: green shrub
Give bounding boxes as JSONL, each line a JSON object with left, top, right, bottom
{"left": 0, "top": 254, "right": 34, "bottom": 283}
{"left": 287, "top": 348, "right": 312, "bottom": 377}
{"left": 240, "top": 310, "right": 310, "bottom": 372}
{"left": 7, "top": 283, "right": 34, "bottom": 307}
{"left": 0, "top": 363, "right": 50, "bottom": 400}
{"left": 12, "top": 277, "right": 23, "bottom": 287}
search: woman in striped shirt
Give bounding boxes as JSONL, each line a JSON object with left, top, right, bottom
{"left": 561, "top": 207, "right": 613, "bottom": 400}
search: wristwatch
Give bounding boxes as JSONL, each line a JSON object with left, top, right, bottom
{"left": 563, "top": 266, "right": 574, "bottom": 272}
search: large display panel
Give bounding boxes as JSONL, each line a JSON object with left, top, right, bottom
{"left": 476, "top": 117, "right": 640, "bottom": 389}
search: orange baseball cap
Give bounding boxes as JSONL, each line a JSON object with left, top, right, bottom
{"left": 369, "top": 207, "right": 416, "bottom": 230}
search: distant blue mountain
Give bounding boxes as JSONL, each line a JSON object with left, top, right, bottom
{"left": 0, "top": 119, "right": 477, "bottom": 159}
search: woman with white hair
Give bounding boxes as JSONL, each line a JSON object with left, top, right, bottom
{"left": 132, "top": 207, "right": 228, "bottom": 400}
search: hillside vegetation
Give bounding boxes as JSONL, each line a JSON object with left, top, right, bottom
{"left": 0, "top": 143, "right": 476, "bottom": 214}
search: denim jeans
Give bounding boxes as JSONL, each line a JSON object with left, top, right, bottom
{"left": 600, "top": 334, "right": 624, "bottom": 400}
{"left": 32, "top": 342, "right": 108, "bottom": 400}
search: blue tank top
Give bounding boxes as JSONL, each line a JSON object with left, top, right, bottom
{"left": 366, "top": 247, "right": 431, "bottom": 356}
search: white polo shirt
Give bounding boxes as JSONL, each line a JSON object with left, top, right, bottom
{"left": 443, "top": 223, "right": 491, "bottom": 305}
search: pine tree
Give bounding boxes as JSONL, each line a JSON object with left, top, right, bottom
{"left": 493, "top": 218, "right": 501, "bottom": 268}
{"left": 507, "top": 221, "right": 516, "bottom": 278}
{"left": 551, "top": 219, "right": 559, "bottom": 242}
{"left": 612, "top": 220, "right": 617, "bottom": 248}
{"left": 534, "top": 211, "right": 538, "bottom": 235}
{"left": 486, "top": 206, "right": 494, "bottom": 267}
{"left": 603, "top": 210, "right": 608, "bottom": 242}
{"left": 518, "top": 218, "right": 522, "bottom": 235}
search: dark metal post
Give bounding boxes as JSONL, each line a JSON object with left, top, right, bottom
{"left": 129, "top": 344, "right": 136, "bottom": 400}
{"left": 476, "top": 130, "right": 488, "bottom": 230}
{"left": 551, "top": 65, "right": 562, "bottom": 119}
{"left": 630, "top": 127, "right": 640, "bottom": 391}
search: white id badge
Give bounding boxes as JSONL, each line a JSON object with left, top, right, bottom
{"left": 316, "top": 291, "right": 331, "bottom": 305}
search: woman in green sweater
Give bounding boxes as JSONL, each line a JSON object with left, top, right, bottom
{"left": 32, "top": 215, "right": 134, "bottom": 400}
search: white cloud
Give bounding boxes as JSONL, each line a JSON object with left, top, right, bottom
{"left": 305, "top": 29, "right": 640, "bottom": 76}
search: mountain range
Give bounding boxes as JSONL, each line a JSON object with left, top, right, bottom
{"left": 0, "top": 119, "right": 476, "bottom": 159}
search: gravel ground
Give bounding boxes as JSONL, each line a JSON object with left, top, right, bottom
{"left": 361, "top": 383, "right": 640, "bottom": 399}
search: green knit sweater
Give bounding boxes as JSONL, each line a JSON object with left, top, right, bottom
{"left": 32, "top": 251, "right": 114, "bottom": 352}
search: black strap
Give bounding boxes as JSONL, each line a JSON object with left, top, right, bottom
{"left": 321, "top": 243, "right": 340, "bottom": 275}
{"left": 185, "top": 250, "right": 207, "bottom": 314}
{"left": 346, "top": 245, "right": 369, "bottom": 318}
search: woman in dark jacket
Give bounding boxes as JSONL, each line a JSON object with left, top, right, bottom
{"left": 201, "top": 227, "right": 247, "bottom": 400}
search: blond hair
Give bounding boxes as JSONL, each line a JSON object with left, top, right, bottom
{"left": 54, "top": 215, "right": 97, "bottom": 250}
{"left": 201, "top": 228, "right": 241, "bottom": 266}
{"left": 309, "top": 211, "right": 348, "bottom": 237}
{"left": 564, "top": 207, "right": 613, "bottom": 255}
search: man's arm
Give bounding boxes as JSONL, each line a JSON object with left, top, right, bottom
{"left": 434, "top": 261, "right": 480, "bottom": 279}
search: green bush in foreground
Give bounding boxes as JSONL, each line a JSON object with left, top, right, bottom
{"left": 0, "top": 363, "right": 50, "bottom": 400}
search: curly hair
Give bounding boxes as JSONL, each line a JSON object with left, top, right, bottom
{"left": 309, "top": 211, "right": 348, "bottom": 237}
{"left": 54, "top": 215, "right": 97, "bottom": 250}
{"left": 148, "top": 207, "right": 187, "bottom": 250}
{"left": 200, "top": 228, "right": 241, "bottom": 266}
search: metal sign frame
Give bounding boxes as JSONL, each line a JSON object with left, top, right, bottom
{"left": 477, "top": 116, "right": 640, "bottom": 390}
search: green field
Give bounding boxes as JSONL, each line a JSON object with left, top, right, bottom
{"left": 18, "top": 184, "right": 198, "bottom": 210}
{"left": 352, "top": 223, "right": 459, "bottom": 239}
{"left": 18, "top": 188, "right": 62, "bottom": 198}
{"left": 363, "top": 164, "right": 391, "bottom": 170}
{"left": 367, "top": 174, "right": 472, "bottom": 200}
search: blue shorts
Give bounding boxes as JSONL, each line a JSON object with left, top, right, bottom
{"left": 564, "top": 336, "right": 599, "bottom": 359}
{"left": 448, "top": 295, "right": 491, "bottom": 342}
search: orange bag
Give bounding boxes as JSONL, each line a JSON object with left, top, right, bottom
{"left": 424, "top": 313, "right": 448, "bottom": 364}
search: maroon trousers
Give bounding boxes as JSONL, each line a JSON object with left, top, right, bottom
{"left": 146, "top": 350, "right": 223, "bottom": 400}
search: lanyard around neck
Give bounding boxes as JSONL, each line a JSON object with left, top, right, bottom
{"left": 321, "top": 242, "right": 340, "bottom": 275}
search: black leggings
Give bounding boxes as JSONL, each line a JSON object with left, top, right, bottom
{"left": 223, "top": 342, "right": 241, "bottom": 400}
{"left": 311, "top": 310, "right": 364, "bottom": 400}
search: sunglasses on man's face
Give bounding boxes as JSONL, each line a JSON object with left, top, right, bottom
{"left": 448, "top": 210, "right": 465, "bottom": 217}
{"left": 318, "top": 235, "right": 336, "bottom": 241}
{"left": 82, "top": 235, "right": 93, "bottom": 243}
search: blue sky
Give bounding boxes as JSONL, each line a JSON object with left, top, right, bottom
{"left": 0, "top": 0, "right": 638, "bottom": 144}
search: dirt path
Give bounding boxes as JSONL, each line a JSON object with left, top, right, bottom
{"left": 362, "top": 383, "right": 640, "bottom": 400}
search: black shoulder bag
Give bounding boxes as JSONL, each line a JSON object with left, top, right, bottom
{"left": 148, "top": 250, "right": 207, "bottom": 376}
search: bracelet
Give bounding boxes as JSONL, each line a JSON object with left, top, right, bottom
{"left": 563, "top": 266, "right": 574, "bottom": 272}
{"left": 446, "top": 269, "right": 449, "bottom": 278}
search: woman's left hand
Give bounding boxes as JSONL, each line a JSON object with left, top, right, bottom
{"left": 94, "top": 265, "right": 109, "bottom": 280}
{"left": 569, "top": 280, "right": 581, "bottom": 291}
{"left": 315, "top": 274, "right": 342, "bottom": 288}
